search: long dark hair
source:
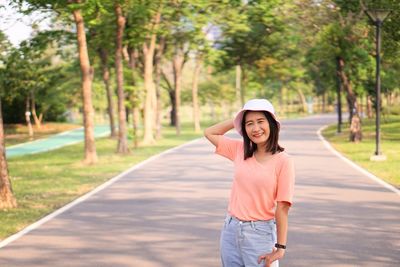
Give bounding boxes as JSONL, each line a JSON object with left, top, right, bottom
{"left": 241, "top": 110, "right": 284, "bottom": 160}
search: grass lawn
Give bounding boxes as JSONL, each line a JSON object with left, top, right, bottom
{"left": 0, "top": 121, "right": 206, "bottom": 240}
{"left": 322, "top": 115, "right": 400, "bottom": 188}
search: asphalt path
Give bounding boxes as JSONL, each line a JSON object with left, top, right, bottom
{"left": 0, "top": 114, "right": 399, "bottom": 267}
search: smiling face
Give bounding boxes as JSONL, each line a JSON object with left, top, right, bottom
{"left": 244, "top": 111, "right": 270, "bottom": 149}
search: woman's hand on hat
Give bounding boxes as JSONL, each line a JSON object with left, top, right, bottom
{"left": 257, "top": 248, "right": 285, "bottom": 267}
{"left": 204, "top": 119, "right": 234, "bottom": 146}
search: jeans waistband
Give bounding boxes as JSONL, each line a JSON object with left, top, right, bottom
{"left": 227, "top": 214, "right": 275, "bottom": 225}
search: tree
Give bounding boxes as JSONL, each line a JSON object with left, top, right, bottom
{"left": 160, "top": 1, "right": 222, "bottom": 133}
{"left": 13, "top": 0, "right": 99, "bottom": 163}
{"left": 2, "top": 46, "right": 38, "bottom": 138}
{"left": 154, "top": 37, "right": 166, "bottom": 139}
{"left": 191, "top": 52, "right": 202, "bottom": 133}
{"left": 114, "top": 1, "right": 129, "bottom": 153}
{"left": 141, "top": 1, "right": 162, "bottom": 144}
{"left": 0, "top": 97, "right": 17, "bottom": 209}
{"left": 97, "top": 47, "right": 117, "bottom": 138}
{"left": 162, "top": 1, "right": 189, "bottom": 135}
{"left": 300, "top": 0, "right": 373, "bottom": 142}
{"left": 70, "top": 1, "right": 98, "bottom": 163}
{"left": 0, "top": 31, "right": 17, "bottom": 209}
{"left": 216, "top": 0, "right": 286, "bottom": 105}
{"left": 89, "top": 20, "right": 118, "bottom": 138}
{"left": 376, "top": 0, "right": 400, "bottom": 112}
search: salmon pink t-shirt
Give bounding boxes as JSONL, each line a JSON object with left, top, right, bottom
{"left": 216, "top": 135, "right": 295, "bottom": 221}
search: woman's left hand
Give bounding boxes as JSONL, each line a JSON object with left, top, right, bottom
{"left": 257, "top": 248, "right": 285, "bottom": 267}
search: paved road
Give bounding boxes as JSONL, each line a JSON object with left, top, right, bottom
{"left": 6, "top": 126, "right": 110, "bottom": 158}
{"left": 0, "top": 114, "right": 399, "bottom": 267}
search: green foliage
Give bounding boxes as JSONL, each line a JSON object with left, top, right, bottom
{"left": 333, "top": 0, "right": 361, "bottom": 13}
{"left": 154, "top": 0, "right": 223, "bottom": 72}
{"left": 3, "top": 0, "right": 400, "bottom": 127}
{"left": 302, "top": 1, "right": 375, "bottom": 100}
{"left": 198, "top": 71, "right": 236, "bottom": 106}
{"left": 1, "top": 46, "right": 43, "bottom": 122}
{"left": 0, "top": 33, "right": 79, "bottom": 123}
{"left": 124, "top": 0, "right": 164, "bottom": 48}
{"left": 0, "top": 31, "right": 11, "bottom": 64}
{"left": 218, "top": 0, "right": 285, "bottom": 69}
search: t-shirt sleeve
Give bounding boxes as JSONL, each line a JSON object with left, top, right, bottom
{"left": 215, "top": 135, "right": 241, "bottom": 161}
{"left": 276, "top": 155, "right": 295, "bottom": 205}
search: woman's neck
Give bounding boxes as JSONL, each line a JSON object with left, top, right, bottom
{"left": 254, "top": 146, "right": 272, "bottom": 157}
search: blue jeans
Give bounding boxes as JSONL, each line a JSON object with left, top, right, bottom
{"left": 220, "top": 215, "right": 279, "bottom": 267}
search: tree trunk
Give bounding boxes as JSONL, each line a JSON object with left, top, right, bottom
{"left": 128, "top": 47, "right": 139, "bottom": 84}
{"left": 279, "top": 85, "right": 284, "bottom": 116}
{"left": 132, "top": 106, "right": 140, "bottom": 148}
{"left": 143, "top": 44, "right": 156, "bottom": 144}
{"left": 173, "top": 47, "right": 184, "bottom": 136}
{"left": 192, "top": 54, "right": 202, "bottom": 133}
{"left": 350, "top": 113, "right": 362, "bottom": 142}
{"left": 161, "top": 70, "right": 175, "bottom": 127}
{"left": 322, "top": 92, "right": 326, "bottom": 113}
{"left": 236, "top": 65, "right": 242, "bottom": 108}
{"left": 31, "top": 90, "right": 42, "bottom": 129}
{"left": 338, "top": 57, "right": 362, "bottom": 142}
{"left": 142, "top": 9, "right": 161, "bottom": 145}
{"left": 115, "top": 3, "right": 129, "bottom": 154}
{"left": 72, "top": 5, "right": 97, "bottom": 164}
{"left": 168, "top": 89, "right": 176, "bottom": 127}
{"left": 335, "top": 56, "right": 343, "bottom": 133}
{"left": 127, "top": 47, "right": 141, "bottom": 149}
{"left": 205, "top": 66, "right": 216, "bottom": 119}
{"left": 389, "top": 92, "right": 394, "bottom": 106}
{"left": 25, "top": 97, "right": 34, "bottom": 140}
{"left": 155, "top": 38, "right": 165, "bottom": 139}
{"left": 0, "top": 97, "right": 17, "bottom": 209}
{"left": 210, "top": 100, "right": 216, "bottom": 121}
{"left": 367, "top": 94, "right": 373, "bottom": 118}
{"left": 296, "top": 87, "right": 307, "bottom": 113}
{"left": 98, "top": 48, "right": 117, "bottom": 138}
{"left": 240, "top": 66, "right": 246, "bottom": 107}
{"left": 385, "top": 93, "right": 391, "bottom": 117}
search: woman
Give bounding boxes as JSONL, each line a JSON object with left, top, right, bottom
{"left": 204, "top": 99, "right": 295, "bottom": 267}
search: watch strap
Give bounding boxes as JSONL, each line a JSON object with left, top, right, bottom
{"left": 275, "top": 243, "right": 286, "bottom": 249}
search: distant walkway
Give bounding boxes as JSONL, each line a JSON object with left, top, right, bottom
{"left": 6, "top": 126, "right": 110, "bottom": 158}
{"left": 0, "top": 114, "right": 399, "bottom": 266}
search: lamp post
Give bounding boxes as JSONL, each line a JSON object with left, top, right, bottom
{"left": 365, "top": 8, "right": 391, "bottom": 161}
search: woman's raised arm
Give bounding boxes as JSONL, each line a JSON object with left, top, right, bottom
{"left": 204, "top": 119, "right": 234, "bottom": 147}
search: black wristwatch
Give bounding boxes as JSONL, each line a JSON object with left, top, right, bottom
{"left": 275, "top": 243, "right": 286, "bottom": 249}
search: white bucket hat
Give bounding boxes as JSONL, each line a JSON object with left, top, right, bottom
{"left": 233, "top": 99, "right": 280, "bottom": 136}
